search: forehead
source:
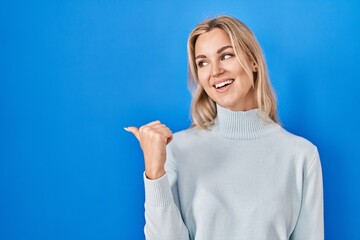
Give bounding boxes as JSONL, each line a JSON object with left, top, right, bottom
{"left": 195, "top": 28, "right": 232, "bottom": 55}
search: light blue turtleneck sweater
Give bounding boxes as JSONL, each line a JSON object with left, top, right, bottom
{"left": 143, "top": 105, "right": 324, "bottom": 240}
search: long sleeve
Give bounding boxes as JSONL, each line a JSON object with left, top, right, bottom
{"left": 290, "top": 148, "right": 324, "bottom": 240}
{"left": 143, "top": 144, "right": 190, "bottom": 240}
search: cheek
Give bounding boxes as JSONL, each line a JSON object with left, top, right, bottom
{"left": 197, "top": 70, "right": 210, "bottom": 88}
{"left": 231, "top": 63, "right": 246, "bottom": 76}
{"left": 234, "top": 66, "right": 253, "bottom": 84}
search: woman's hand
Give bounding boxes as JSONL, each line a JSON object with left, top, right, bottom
{"left": 125, "top": 120, "right": 173, "bottom": 180}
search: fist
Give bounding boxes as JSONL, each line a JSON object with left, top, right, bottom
{"left": 125, "top": 120, "right": 173, "bottom": 179}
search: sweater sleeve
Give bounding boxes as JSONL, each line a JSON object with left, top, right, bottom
{"left": 143, "top": 144, "right": 190, "bottom": 240}
{"left": 290, "top": 148, "right": 324, "bottom": 240}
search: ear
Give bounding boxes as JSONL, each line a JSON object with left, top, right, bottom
{"left": 252, "top": 62, "right": 258, "bottom": 72}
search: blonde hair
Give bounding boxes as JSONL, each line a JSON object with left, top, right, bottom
{"left": 187, "top": 15, "right": 280, "bottom": 128}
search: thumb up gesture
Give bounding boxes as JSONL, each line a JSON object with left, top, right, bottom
{"left": 125, "top": 120, "right": 173, "bottom": 180}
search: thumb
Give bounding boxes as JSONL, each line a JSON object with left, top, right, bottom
{"left": 124, "top": 126, "right": 140, "bottom": 141}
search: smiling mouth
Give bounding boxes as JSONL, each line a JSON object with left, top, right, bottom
{"left": 213, "top": 79, "right": 235, "bottom": 89}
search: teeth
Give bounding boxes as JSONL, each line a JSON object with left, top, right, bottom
{"left": 215, "top": 80, "right": 234, "bottom": 89}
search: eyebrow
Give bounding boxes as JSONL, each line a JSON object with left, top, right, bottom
{"left": 195, "top": 45, "right": 233, "bottom": 60}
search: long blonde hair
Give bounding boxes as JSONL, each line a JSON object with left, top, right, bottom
{"left": 187, "top": 16, "right": 280, "bottom": 128}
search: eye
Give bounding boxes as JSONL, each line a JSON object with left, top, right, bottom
{"left": 197, "top": 61, "right": 208, "bottom": 68}
{"left": 221, "top": 53, "right": 234, "bottom": 60}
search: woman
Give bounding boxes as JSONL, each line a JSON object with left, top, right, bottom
{"left": 125, "top": 15, "right": 324, "bottom": 240}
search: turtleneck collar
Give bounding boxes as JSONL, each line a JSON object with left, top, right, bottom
{"left": 211, "top": 104, "right": 280, "bottom": 140}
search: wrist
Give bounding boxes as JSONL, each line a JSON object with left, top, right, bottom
{"left": 145, "top": 167, "right": 165, "bottom": 180}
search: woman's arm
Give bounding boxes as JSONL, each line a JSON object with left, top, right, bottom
{"left": 126, "top": 121, "right": 190, "bottom": 240}
{"left": 143, "top": 144, "right": 190, "bottom": 240}
{"left": 290, "top": 148, "right": 324, "bottom": 239}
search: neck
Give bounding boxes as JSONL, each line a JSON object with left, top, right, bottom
{"left": 212, "top": 104, "right": 279, "bottom": 140}
{"left": 220, "top": 89, "right": 257, "bottom": 112}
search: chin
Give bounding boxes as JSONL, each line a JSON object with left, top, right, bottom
{"left": 216, "top": 101, "right": 238, "bottom": 110}
{"left": 217, "top": 99, "right": 255, "bottom": 112}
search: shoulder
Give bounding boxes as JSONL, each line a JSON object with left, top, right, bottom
{"left": 277, "top": 127, "right": 317, "bottom": 149}
{"left": 173, "top": 127, "right": 204, "bottom": 140}
{"left": 275, "top": 126, "right": 320, "bottom": 169}
{"left": 279, "top": 127, "right": 316, "bottom": 149}
{"left": 167, "top": 126, "right": 210, "bottom": 151}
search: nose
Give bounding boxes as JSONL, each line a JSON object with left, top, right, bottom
{"left": 211, "top": 61, "right": 224, "bottom": 77}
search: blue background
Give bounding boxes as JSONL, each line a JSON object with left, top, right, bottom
{"left": 1, "top": 0, "right": 359, "bottom": 239}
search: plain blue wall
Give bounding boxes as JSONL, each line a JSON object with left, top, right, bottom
{"left": 1, "top": 0, "right": 359, "bottom": 239}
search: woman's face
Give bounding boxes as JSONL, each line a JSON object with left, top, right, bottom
{"left": 194, "top": 28, "right": 257, "bottom": 111}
